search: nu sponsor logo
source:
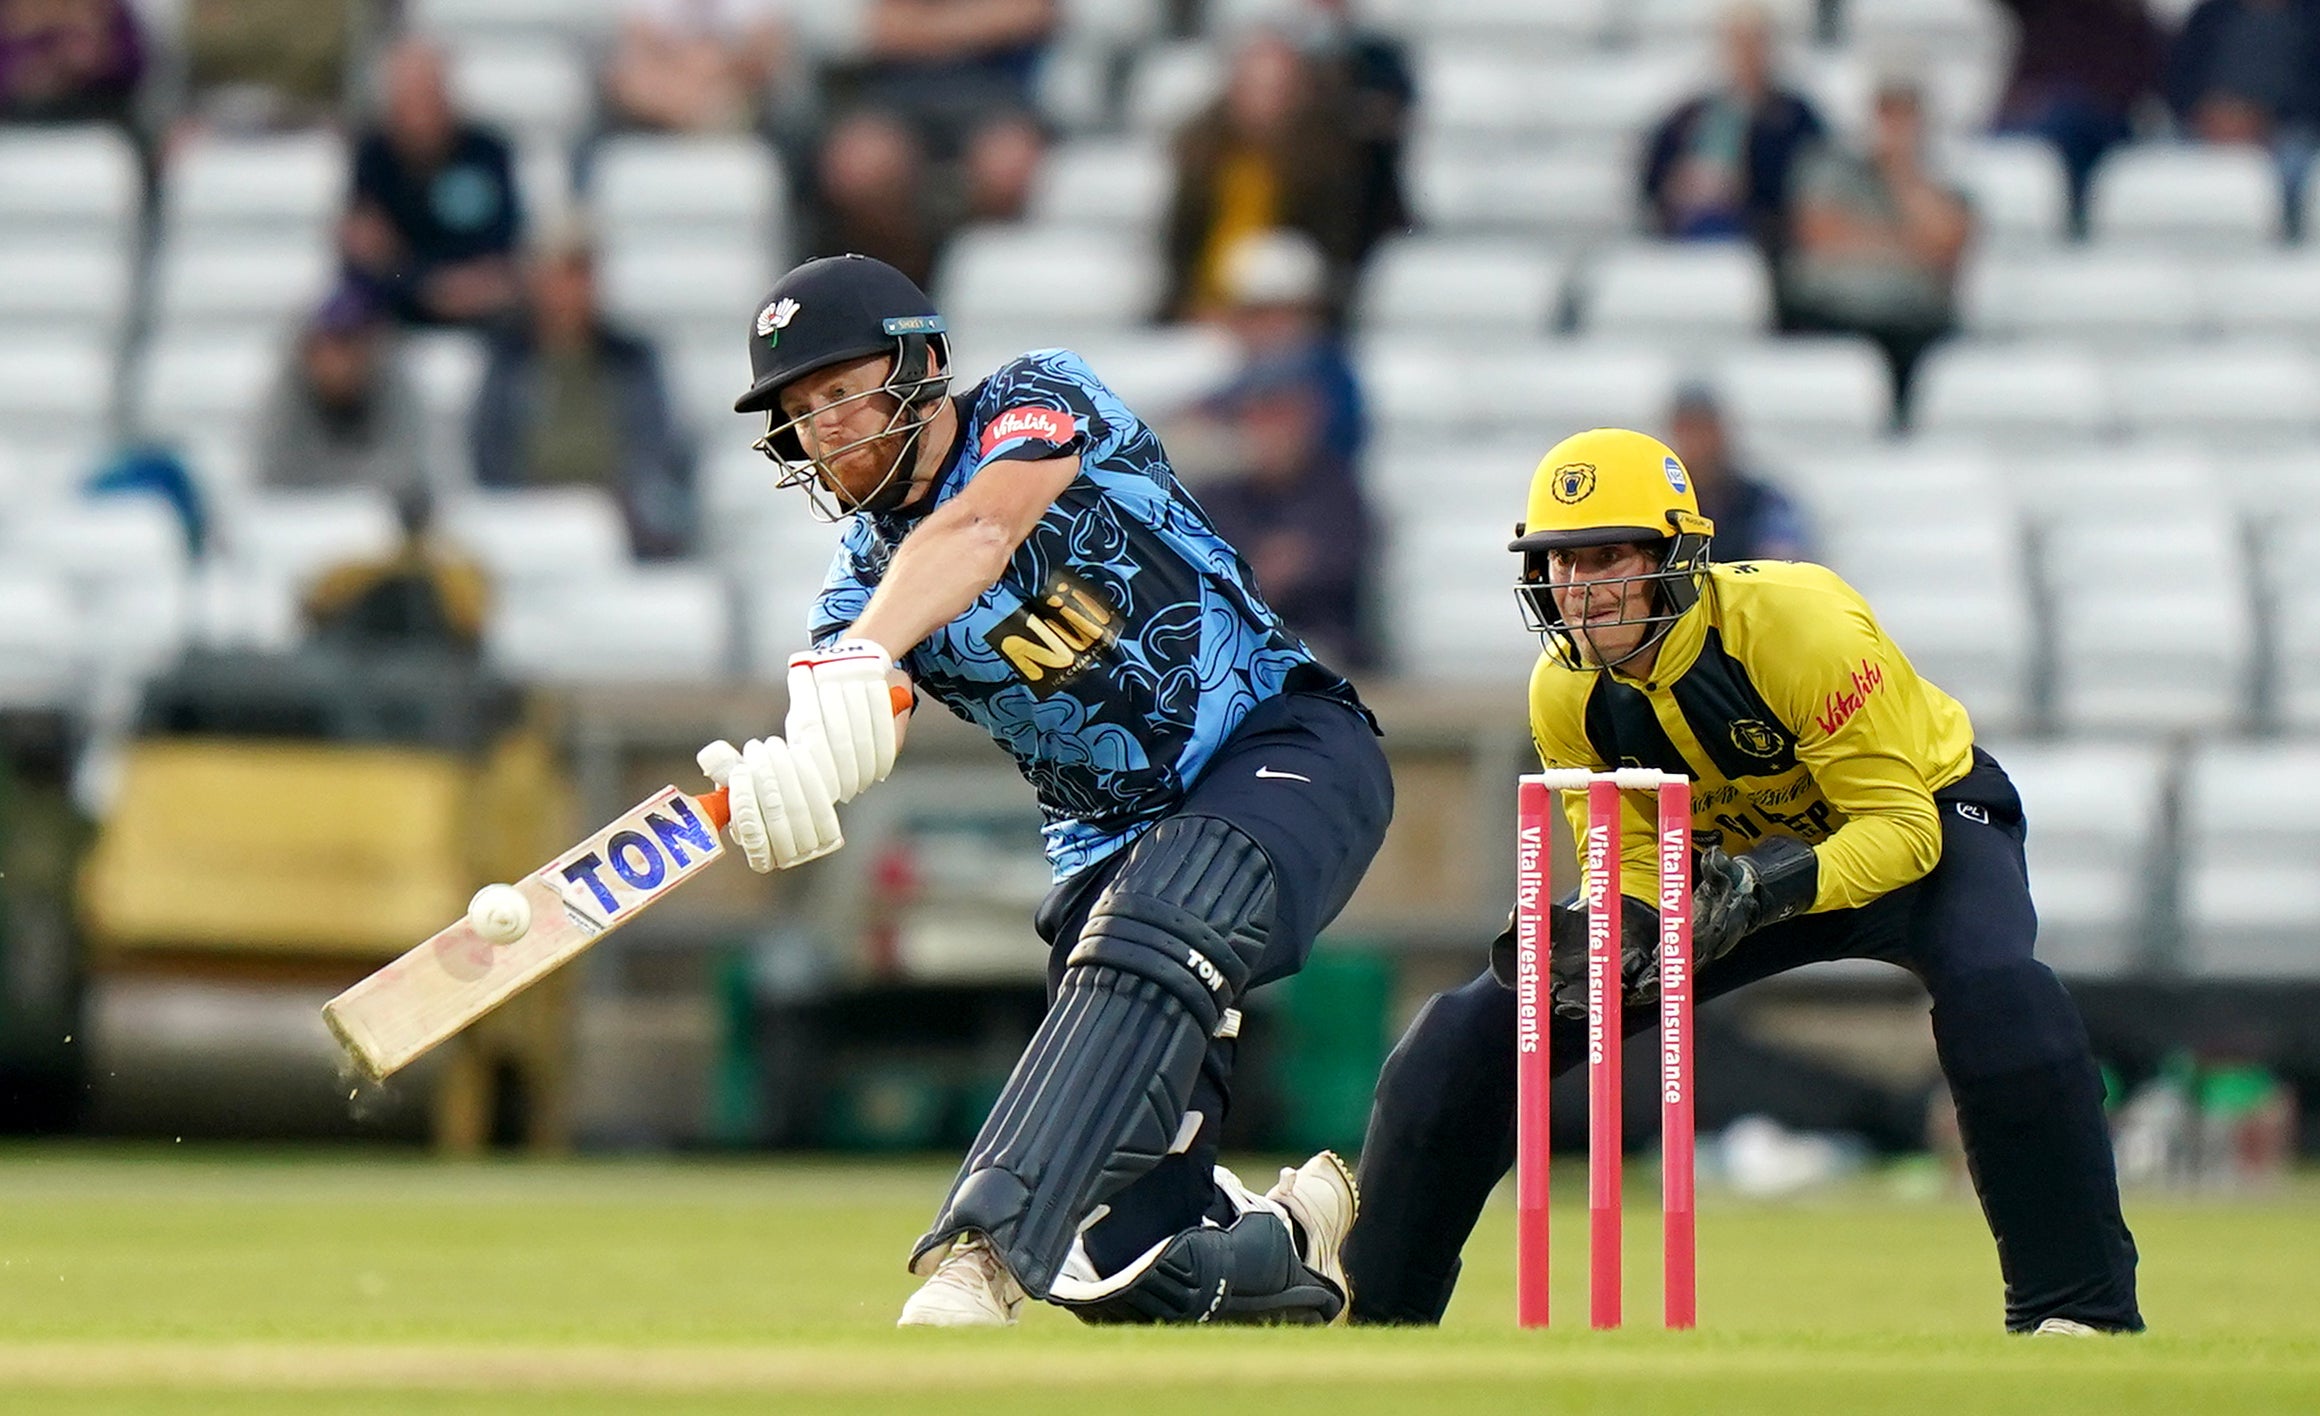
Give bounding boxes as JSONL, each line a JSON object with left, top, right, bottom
{"left": 1814, "top": 658, "right": 1886, "bottom": 736}
{"left": 985, "top": 569, "right": 1119, "bottom": 697}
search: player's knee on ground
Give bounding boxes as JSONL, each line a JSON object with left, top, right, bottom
{"left": 914, "top": 816, "right": 1279, "bottom": 1298}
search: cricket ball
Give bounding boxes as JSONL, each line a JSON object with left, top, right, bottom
{"left": 466, "top": 883, "right": 532, "bottom": 944}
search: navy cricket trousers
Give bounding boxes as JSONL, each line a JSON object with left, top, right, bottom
{"left": 1029, "top": 691, "right": 1393, "bottom": 1277}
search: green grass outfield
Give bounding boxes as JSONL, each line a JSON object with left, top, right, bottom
{"left": 1, "top": 1145, "right": 2314, "bottom": 1414}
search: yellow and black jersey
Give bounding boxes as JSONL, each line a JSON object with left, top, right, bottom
{"left": 1529, "top": 560, "right": 1977, "bottom": 913}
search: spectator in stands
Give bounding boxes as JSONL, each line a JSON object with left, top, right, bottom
{"left": 1196, "top": 353, "right": 1378, "bottom": 672}
{"left": 1663, "top": 383, "right": 1810, "bottom": 563}
{"left": 1781, "top": 78, "right": 1973, "bottom": 424}
{"left": 302, "top": 488, "right": 490, "bottom": 657}
{"left": 603, "top": 0, "right": 793, "bottom": 136}
{"left": 1639, "top": 3, "right": 1825, "bottom": 254}
{"left": 2164, "top": 0, "right": 2320, "bottom": 207}
{"left": 807, "top": 0, "right": 1057, "bottom": 287}
{"left": 1285, "top": 0, "right": 1416, "bottom": 267}
{"left": 341, "top": 38, "right": 524, "bottom": 329}
{"left": 254, "top": 284, "right": 429, "bottom": 499}
{"left": 1989, "top": 0, "right": 2167, "bottom": 231}
{"left": 0, "top": 0, "right": 143, "bottom": 126}
{"left": 177, "top": 0, "right": 357, "bottom": 135}
{"left": 1161, "top": 24, "right": 1363, "bottom": 323}
{"left": 1212, "top": 229, "right": 1366, "bottom": 474}
{"left": 470, "top": 224, "right": 697, "bottom": 559}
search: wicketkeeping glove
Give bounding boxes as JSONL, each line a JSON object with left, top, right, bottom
{"left": 786, "top": 638, "right": 899, "bottom": 803}
{"left": 1690, "top": 835, "right": 1819, "bottom": 961}
{"left": 697, "top": 736, "right": 843, "bottom": 872}
{"left": 1488, "top": 896, "right": 1665, "bottom": 1020}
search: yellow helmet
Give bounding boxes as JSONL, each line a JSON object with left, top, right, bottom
{"left": 1508, "top": 427, "right": 1716, "bottom": 667}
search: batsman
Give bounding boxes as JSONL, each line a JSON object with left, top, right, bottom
{"left": 701, "top": 255, "right": 1392, "bottom": 1327}
{"left": 1342, "top": 427, "right": 2142, "bottom": 1335}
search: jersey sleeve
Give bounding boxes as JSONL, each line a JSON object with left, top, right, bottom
{"left": 971, "top": 352, "right": 1109, "bottom": 468}
{"left": 1740, "top": 570, "right": 1947, "bottom": 911}
{"left": 1528, "top": 655, "right": 1661, "bottom": 909}
{"left": 806, "top": 535, "right": 875, "bottom": 649}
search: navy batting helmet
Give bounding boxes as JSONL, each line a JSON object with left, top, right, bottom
{"left": 735, "top": 254, "right": 951, "bottom": 518}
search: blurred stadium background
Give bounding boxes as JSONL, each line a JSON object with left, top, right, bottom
{"left": 0, "top": 0, "right": 2311, "bottom": 1188}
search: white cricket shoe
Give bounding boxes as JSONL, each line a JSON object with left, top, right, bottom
{"left": 2032, "top": 1318, "right": 2103, "bottom": 1337}
{"left": 897, "top": 1234, "right": 1026, "bottom": 1328}
{"left": 1265, "top": 1149, "right": 1358, "bottom": 1320}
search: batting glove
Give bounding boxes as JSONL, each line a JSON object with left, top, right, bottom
{"left": 786, "top": 638, "right": 899, "bottom": 803}
{"left": 697, "top": 736, "right": 843, "bottom": 872}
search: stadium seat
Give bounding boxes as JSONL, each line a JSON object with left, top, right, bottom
{"left": 1360, "top": 338, "right": 1677, "bottom": 447}
{"left": 2195, "top": 253, "right": 2320, "bottom": 341}
{"left": 740, "top": 563, "right": 855, "bottom": 680}
{"left": 1416, "top": 48, "right": 1697, "bottom": 146}
{"left": 1358, "top": 0, "right": 1621, "bottom": 44}
{"left": 0, "top": 570, "right": 85, "bottom": 708}
{"left": 2260, "top": 517, "right": 2320, "bottom": 729}
{"left": 590, "top": 134, "right": 787, "bottom": 256}
{"left": 1028, "top": 136, "right": 1172, "bottom": 232}
{"left": 1380, "top": 514, "right": 1537, "bottom": 684}
{"left": 2178, "top": 741, "right": 2320, "bottom": 978}
{"left": 1960, "top": 249, "right": 2202, "bottom": 341}
{"left": 1990, "top": 739, "right": 2172, "bottom": 975}
{"left": 130, "top": 332, "right": 281, "bottom": 466}
{"left": 0, "top": 243, "right": 134, "bottom": 342}
{"left": 1406, "top": 140, "right": 1638, "bottom": 242}
{"left": 1841, "top": 0, "right": 2008, "bottom": 54}
{"left": 399, "top": 330, "right": 493, "bottom": 487}
{"left": 1359, "top": 237, "right": 1567, "bottom": 337}
{"left": 598, "top": 242, "right": 779, "bottom": 346}
{"left": 2044, "top": 512, "right": 2254, "bottom": 732}
{"left": 1943, "top": 138, "right": 2070, "bottom": 248}
{"left": 1708, "top": 337, "right": 1892, "bottom": 442}
{"left": 487, "top": 567, "right": 734, "bottom": 684}
{"left": 220, "top": 488, "right": 404, "bottom": 593}
{"left": 3, "top": 496, "right": 194, "bottom": 685}
{"left": 1627, "top": 0, "right": 1816, "bottom": 40}
{"left": 407, "top": 0, "right": 619, "bottom": 44}
{"left": 440, "top": 487, "right": 633, "bottom": 584}
{"left": 448, "top": 40, "right": 595, "bottom": 149}
{"left": 1574, "top": 243, "right": 1774, "bottom": 344}
{"left": 1822, "top": 501, "right": 2034, "bottom": 733}
{"left": 1123, "top": 41, "right": 1223, "bottom": 137}
{"left": 0, "top": 339, "right": 115, "bottom": 473}
{"left": 152, "top": 242, "right": 336, "bottom": 343}
{"left": 2008, "top": 441, "right": 2218, "bottom": 522}
{"left": 163, "top": 132, "right": 348, "bottom": 250}
{"left": 1365, "top": 435, "right": 1545, "bottom": 520}
{"left": 935, "top": 225, "right": 1160, "bottom": 348}
{"left": 2086, "top": 143, "right": 2283, "bottom": 250}
{"left": 0, "top": 124, "right": 141, "bottom": 253}
{"left": 1911, "top": 341, "right": 2111, "bottom": 443}
{"left": 2108, "top": 344, "right": 2320, "bottom": 443}
{"left": 1051, "top": 326, "right": 1240, "bottom": 415}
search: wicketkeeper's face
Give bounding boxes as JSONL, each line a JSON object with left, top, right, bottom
{"left": 1545, "top": 541, "right": 1662, "bottom": 668}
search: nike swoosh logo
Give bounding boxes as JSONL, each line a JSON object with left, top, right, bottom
{"left": 1254, "top": 767, "right": 1312, "bottom": 782}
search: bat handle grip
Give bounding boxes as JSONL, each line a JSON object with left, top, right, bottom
{"left": 695, "top": 687, "right": 909, "bottom": 833}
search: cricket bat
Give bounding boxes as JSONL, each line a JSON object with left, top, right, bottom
{"left": 323, "top": 784, "right": 734, "bottom": 1081}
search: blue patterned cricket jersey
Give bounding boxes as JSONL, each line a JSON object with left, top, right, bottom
{"left": 810, "top": 349, "right": 1370, "bottom": 879}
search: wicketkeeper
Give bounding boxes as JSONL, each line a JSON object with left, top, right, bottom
{"left": 1341, "top": 427, "right": 2142, "bottom": 1336}
{"left": 700, "top": 255, "right": 1393, "bottom": 1327}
